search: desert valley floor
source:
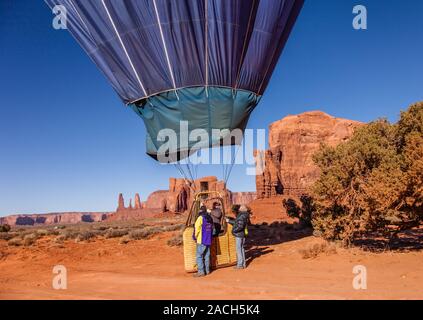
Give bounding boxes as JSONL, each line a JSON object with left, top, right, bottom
{"left": 1, "top": 218, "right": 422, "bottom": 300}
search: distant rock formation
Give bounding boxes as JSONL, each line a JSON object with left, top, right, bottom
{"left": 117, "top": 193, "right": 125, "bottom": 211}
{"left": 134, "top": 193, "right": 142, "bottom": 209}
{"left": 230, "top": 192, "right": 257, "bottom": 206}
{"left": 144, "top": 190, "right": 170, "bottom": 212}
{"left": 0, "top": 181, "right": 257, "bottom": 225}
{"left": 110, "top": 176, "right": 257, "bottom": 221}
{"left": 256, "top": 111, "right": 363, "bottom": 198}
{"left": 0, "top": 212, "right": 109, "bottom": 227}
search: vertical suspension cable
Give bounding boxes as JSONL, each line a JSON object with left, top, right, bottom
{"left": 173, "top": 163, "right": 196, "bottom": 194}
{"left": 225, "top": 144, "right": 241, "bottom": 185}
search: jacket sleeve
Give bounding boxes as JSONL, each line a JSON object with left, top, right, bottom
{"left": 194, "top": 216, "right": 203, "bottom": 241}
{"left": 232, "top": 215, "right": 247, "bottom": 233}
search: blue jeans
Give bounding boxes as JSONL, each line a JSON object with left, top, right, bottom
{"left": 236, "top": 237, "right": 246, "bottom": 268}
{"left": 196, "top": 244, "right": 211, "bottom": 275}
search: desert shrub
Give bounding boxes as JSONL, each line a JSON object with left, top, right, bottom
{"left": 23, "top": 233, "right": 38, "bottom": 246}
{"left": 299, "top": 242, "right": 337, "bottom": 259}
{"left": 53, "top": 234, "right": 66, "bottom": 243}
{"left": 128, "top": 226, "right": 163, "bottom": 240}
{"left": 105, "top": 229, "right": 129, "bottom": 239}
{"left": 0, "top": 224, "right": 11, "bottom": 233}
{"left": 8, "top": 237, "right": 23, "bottom": 246}
{"left": 47, "top": 229, "right": 60, "bottom": 236}
{"left": 75, "top": 231, "right": 96, "bottom": 242}
{"left": 0, "top": 232, "right": 16, "bottom": 241}
{"left": 283, "top": 196, "right": 314, "bottom": 228}
{"left": 312, "top": 103, "right": 423, "bottom": 245}
{"left": 167, "top": 233, "right": 183, "bottom": 247}
{"left": 161, "top": 224, "right": 184, "bottom": 232}
{"left": 61, "top": 230, "right": 80, "bottom": 240}
{"left": 128, "top": 229, "right": 150, "bottom": 240}
{"left": 36, "top": 229, "right": 49, "bottom": 237}
{"left": 119, "top": 235, "right": 131, "bottom": 245}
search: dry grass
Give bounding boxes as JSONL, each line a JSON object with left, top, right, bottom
{"left": 167, "top": 232, "right": 183, "bottom": 247}
{"left": 0, "top": 232, "right": 17, "bottom": 241}
{"left": 299, "top": 242, "right": 337, "bottom": 259}
{"left": 75, "top": 231, "right": 97, "bottom": 242}
{"left": 23, "top": 233, "right": 38, "bottom": 246}
{"left": 119, "top": 235, "right": 131, "bottom": 245}
{"left": 0, "top": 217, "right": 186, "bottom": 247}
{"left": 7, "top": 237, "right": 23, "bottom": 247}
{"left": 105, "top": 229, "right": 129, "bottom": 239}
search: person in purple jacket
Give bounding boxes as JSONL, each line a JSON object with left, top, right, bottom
{"left": 193, "top": 206, "right": 214, "bottom": 277}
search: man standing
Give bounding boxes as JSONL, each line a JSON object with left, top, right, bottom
{"left": 210, "top": 202, "right": 223, "bottom": 236}
{"left": 193, "top": 206, "right": 213, "bottom": 277}
{"left": 227, "top": 205, "right": 250, "bottom": 269}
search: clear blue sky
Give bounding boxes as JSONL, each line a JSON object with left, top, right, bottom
{"left": 1, "top": 0, "right": 422, "bottom": 216}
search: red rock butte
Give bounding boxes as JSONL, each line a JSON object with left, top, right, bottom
{"left": 255, "top": 111, "right": 363, "bottom": 198}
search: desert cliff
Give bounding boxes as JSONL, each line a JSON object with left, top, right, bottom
{"left": 0, "top": 212, "right": 109, "bottom": 226}
{"left": 256, "top": 111, "right": 363, "bottom": 198}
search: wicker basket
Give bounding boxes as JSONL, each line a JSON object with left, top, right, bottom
{"left": 183, "top": 191, "right": 238, "bottom": 272}
{"left": 183, "top": 224, "right": 237, "bottom": 273}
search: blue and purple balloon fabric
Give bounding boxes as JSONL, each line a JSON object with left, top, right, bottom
{"left": 45, "top": 0, "right": 304, "bottom": 160}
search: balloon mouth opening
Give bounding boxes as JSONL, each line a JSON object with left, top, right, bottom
{"left": 129, "top": 86, "right": 261, "bottom": 163}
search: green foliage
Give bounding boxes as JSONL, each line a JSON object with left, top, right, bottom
{"left": 312, "top": 103, "right": 423, "bottom": 245}
{"left": 0, "top": 224, "right": 11, "bottom": 233}
{"left": 282, "top": 196, "right": 315, "bottom": 228}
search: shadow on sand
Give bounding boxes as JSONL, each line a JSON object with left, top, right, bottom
{"left": 353, "top": 227, "right": 423, "bottom": 252}
{"left": 243, "top": 223, "right": 423, "bottom": 266}
{"left": 245, "top": 222, "right": 313, "bottom": 266}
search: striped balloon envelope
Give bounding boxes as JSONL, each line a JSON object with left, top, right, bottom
{"left": 45, "top": 0, "right": 304, "bottom": 162}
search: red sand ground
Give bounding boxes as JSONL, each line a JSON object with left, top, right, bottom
{"left": 1, "top": 231, "right": 422, "bottom": 300}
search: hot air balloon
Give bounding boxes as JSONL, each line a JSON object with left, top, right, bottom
{"left": 45, "top": 0, "right": 304, "bottom": 272}
{"left": 45, "top": 0, "right": 304, "bottom": 163}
